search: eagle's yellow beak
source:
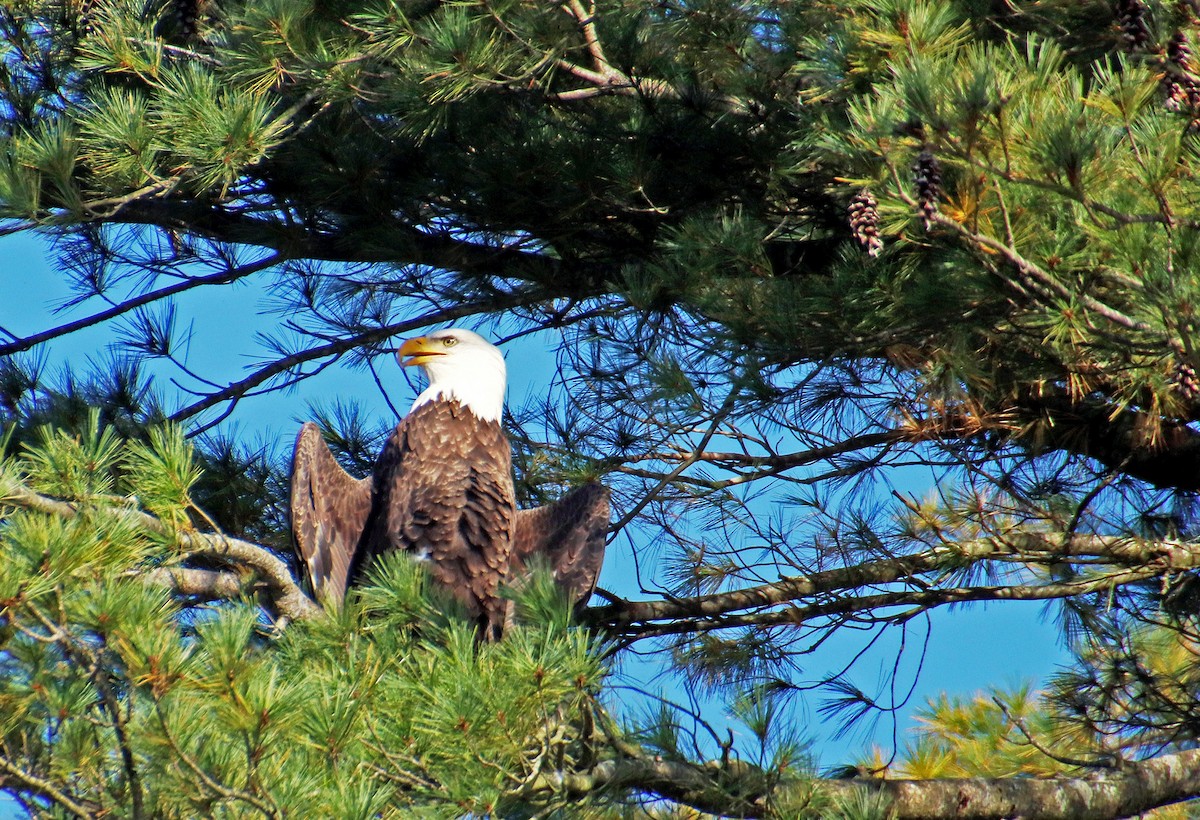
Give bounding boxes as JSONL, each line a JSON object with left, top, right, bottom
{"left": 397, "top": 336, "right": 445, "bottom": 367}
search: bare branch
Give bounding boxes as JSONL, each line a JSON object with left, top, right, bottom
{"left": 588, "top": 532, "right": 1199, "bottom": 633}
{"left": 84, "top": 180, "right": 181, "bottom": 219}
{"left": 617, "top": 567, "right": 1164, "bottom": 640}
{"left": 0, "top": 252, "right": 286, "bottom": 357}
{"left": 143, "top": 566, "right": 250, "bottom": 600}
{"left": 167, "top": 286, "right": 595, "bottom": 423}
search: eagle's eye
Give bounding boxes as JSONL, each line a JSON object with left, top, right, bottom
{"left": 442, "top": 337, "right": 458, "bottom": 347}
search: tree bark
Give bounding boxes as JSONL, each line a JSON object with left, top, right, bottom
{"left": 834, "top": 747, "right": 1200, "bottom": 820}
{"left": 578, "top": 747, "right": 1200, "bottom": 819}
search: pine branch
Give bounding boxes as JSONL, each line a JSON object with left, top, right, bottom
{"left": 930, "top": 209, "right": 1161, "bottom": 341}
{"left": 567, "top": 745, "right": 1200, "bottom": 819}
{"left": 588, "top": 532, "right": 1200, "bottom": 634}
{"left": 886, "top": 159, "right": 1171, "bottom": 348}
{"left": 68, "top": 625, "right": 148, "bottom": 820}
{"left": 153, "top": 703, "right": 281, "bottom": 818}
{"left": 0, "top": 483, "right": 320, "bottom": 621}
{"left": 0, "top": 754, "right": 97, "bottom": 819}
{"left": 551, "top": 0, "right": 749, "bottom": 113}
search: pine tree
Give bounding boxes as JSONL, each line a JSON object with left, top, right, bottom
{"left": 6, "top": 0, "right": 1200, "bottom": 816}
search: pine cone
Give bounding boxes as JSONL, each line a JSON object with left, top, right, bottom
{"left": 1173, "top": 359, "right": 1200, "bottom": 402}
{"left": 1164, "top": 76, "right": 1189, "bottom": 111}
{"left": 173, "top": 0, "right": 204, "bottom": 40}
{"left": 848, "top": 189, "right": 883, "bottom": 257}
{"left": 1168, "top": 31, "right": 1193, "bottom": 68}
{"left": 1163, "top": 31, "right": 1200, "bottom": 119}
{"left": 1116, "top": 0, "right": 1152, "bottom": 50}
{"left": 912, "top": 150, "right": 942, "bottom": 230}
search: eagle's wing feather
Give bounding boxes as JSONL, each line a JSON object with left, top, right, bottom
{"left": 290, "top": 422, "right": 372, "bottom": 607}
{"left": 511, "top": 483, "right": 610, "bottom": 611}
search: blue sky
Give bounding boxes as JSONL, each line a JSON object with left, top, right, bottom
{"left": 0, "top": 230, "right": 1073, "bottom": 771}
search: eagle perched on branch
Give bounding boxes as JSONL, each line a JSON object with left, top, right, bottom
{"left": 290, "top": 329, "right": 609, "bottom": 640}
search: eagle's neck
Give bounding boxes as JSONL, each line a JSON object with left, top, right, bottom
{"left": 410, "top": 360, "right": 506, "bottom": 424}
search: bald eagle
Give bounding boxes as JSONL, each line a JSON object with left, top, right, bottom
{"left": 290, "top": 328, "right": 609, "bottom": 640}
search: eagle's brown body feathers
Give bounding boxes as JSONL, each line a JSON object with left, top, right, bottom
{"left": 353, "top": 400, "right": 516, "bottom": 640}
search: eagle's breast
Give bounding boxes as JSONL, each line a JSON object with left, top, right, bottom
{"left": 360, "top": 399, "right": 515, "bottom": 635}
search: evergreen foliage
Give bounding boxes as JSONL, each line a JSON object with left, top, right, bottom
{"left": 5, "top": 0, "right": 1200, "bottom": 815}
{"left": 0, "top": 425, "right": 622, "bottom": 816}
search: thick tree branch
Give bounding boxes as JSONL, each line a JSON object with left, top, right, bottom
{"left": 570, "top": 745, "right": 1200, "bottom": 819}
{"left": 114, "top": 202, "right": 581, "bottom": 286}
{"left": 1021, "top": 392, "right": 1200, "bottom": 492}
{"left": 143, "top": 566, "right": 250, "bottom": 600}
{"left": 861, "top": 388, "right": 1200, "bottom": 495}
{"left": 543, "top": 757, "right": 762, "bottom": 816}
{"left": 148, "top": 533, "right": 319, "bottom": 621}
{"left": 846, "top": 747, "right": 1200, "bottom": 820}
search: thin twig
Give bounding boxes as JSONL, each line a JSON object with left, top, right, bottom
{"left": 153, "top": 703, "right": 280, "bottom": 818}
{"left": 0, "top": 754, "right": 96, "bottom": 819}
{"left": 0, "top": 252, "right": 286, "bottom": 357}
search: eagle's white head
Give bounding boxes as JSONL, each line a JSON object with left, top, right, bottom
{"left": 397, "top": 328, "right": 507, "bottom": 423}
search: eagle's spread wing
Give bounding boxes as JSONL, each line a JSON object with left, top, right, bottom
{"left": 356, "top": 401, "right": 515, "bottom": 640}
{"left": 290, "top": 423, "right": 372, "bottom": 607}
{"left": 511, "top": 483, "right": 610, "bottom": 611}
